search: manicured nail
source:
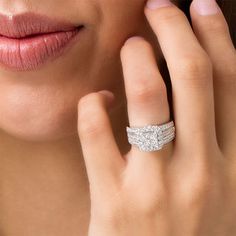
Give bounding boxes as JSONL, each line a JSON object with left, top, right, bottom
{"left": 146, "top": 0, "right": 172, "bottom": 10}
{"left": 192, "top": 0, "right": 220, "bottom": 16}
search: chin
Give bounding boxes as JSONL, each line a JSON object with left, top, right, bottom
{"left": 0, "top": 94, "right": 79, "bottom": 142}
{"left": 0, "top": 115, "right": 78, "bottom": 143}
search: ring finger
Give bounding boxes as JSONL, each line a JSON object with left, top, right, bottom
{"left": 120, "top": 36, "right": 172, "bottom": 173}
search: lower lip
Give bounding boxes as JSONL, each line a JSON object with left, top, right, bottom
{"left": 0, "top": 28, "right": 82, "bottom": 71}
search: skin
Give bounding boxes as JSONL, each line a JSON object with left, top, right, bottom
{"left": 0, "top": 0, "right": 236, "bottom": 235}
{"left": 0, "top": 0, "right": 149, "bottom": 235}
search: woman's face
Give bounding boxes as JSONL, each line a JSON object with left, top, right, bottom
{"left": 0, "top": 0, "right": 155, "bottom": 141}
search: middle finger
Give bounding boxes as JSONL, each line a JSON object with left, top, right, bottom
{"left": 145, "top": 0, "right": 217, "bottom": 151}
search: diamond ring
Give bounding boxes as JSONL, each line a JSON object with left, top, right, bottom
{"left": 126, "top": 121, "right": 175, "bottom": 152}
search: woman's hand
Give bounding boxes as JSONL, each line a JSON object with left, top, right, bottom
{"left": 77, "top": 0, "right": 236, "bottom": 235}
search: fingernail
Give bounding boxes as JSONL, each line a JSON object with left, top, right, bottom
{"left": 146, "top": 0, "right": 172, "bottom": 10}
{"left": 98, "top": 90, "right": 115, "bottom": 109}
{"left": 192, "top": 0, "right": 220, "bottom": 16}
{"left": 125, "top": 36, "right": 144, "bottom": 44}
{"left": 98, "top": 90, "right": 115, "bottom": 100}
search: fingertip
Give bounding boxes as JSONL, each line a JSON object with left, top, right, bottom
{"left": 145, "top": 0, "right": 173, "bottom": 11}
{"left": 98, "top": 90, "right": 114, "bottom": 100}
{"left": 77, "top": 91, "right": 115, "bottom": 121}
{"left": 190, "top": 0, "right": 220, "bottom": 16}
{"left": 121, "top": 36, "right": 146, "bottom": 57}
{"left": 98, "top": 90, "right": 116, "bottom": 109}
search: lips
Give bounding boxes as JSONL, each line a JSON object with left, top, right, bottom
{"left": 0, "top": 13, "right": 83, "bottom": 71}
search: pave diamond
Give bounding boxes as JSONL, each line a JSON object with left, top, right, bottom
{"left": 126, "top": 121, "right": 175, "bottom": 152}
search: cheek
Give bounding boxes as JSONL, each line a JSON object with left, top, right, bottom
{"left": 97, "top": 0, "right": 147, "bottom": 49}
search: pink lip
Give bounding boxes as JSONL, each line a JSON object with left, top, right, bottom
{"left": 0, "top": 13, "right": 84, "bottom": 71}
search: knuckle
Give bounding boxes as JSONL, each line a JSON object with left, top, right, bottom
{"left": 97, "top": 201, "right": 127, "bottom": 225}
{"left": 122, "top": 179, "right": 167, "bottom": 217}
{"left": 182, "top": 170, "right": 212, "bottom": 209}
{"left": 178, "top": 53, "right": 212, "bottom": 75}
{"left": 99, "top": 204, "right": 120, "bottom": 220}
{"left": 138, "top": 192, "right": 167, "bottom": 216}
{"left": 129, "top": 79, "right": 167, "bottom": 105}
{"left": 131, "top": 183, "right": 167, "bottom": 216}
{"left": 176, "top": 53, "right": 212, "bottom": 84}
{"left": 92, "top": 186, "right": 126, "bottom": 223}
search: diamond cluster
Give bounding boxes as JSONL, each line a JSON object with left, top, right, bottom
{"left": 126, "top": 121, "right": 175, "bottom": 152}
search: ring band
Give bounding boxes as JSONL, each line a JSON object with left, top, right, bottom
{"left": 126, "top": 121, "right": 176, "bottom": 152}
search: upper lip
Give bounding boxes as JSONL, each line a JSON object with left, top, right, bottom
{"left": 0, "top": 12, "right": 81, "bottom": 39}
